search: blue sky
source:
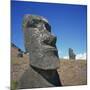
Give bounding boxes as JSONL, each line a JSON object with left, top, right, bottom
{"left": 11, "top": 1, "right": 87, "bottom": 58}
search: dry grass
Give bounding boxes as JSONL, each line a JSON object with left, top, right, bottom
{"left": 58, "top": 60, "right": 87, "bottom": 86}
{"left": 11, "top": 47, "right": 87, "bottom": 86}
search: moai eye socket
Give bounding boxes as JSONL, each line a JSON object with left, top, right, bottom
{"left": 26, "top": 21, "right": 35, "bottom": 27}
{"left": 32, "top": 19, "right": 40, "bottom": 24}
{"left": 26, "top": 19, "right": 41, "bottom": 28}
{"left": 45, "top": 23, "right": 51, "bottom": 32}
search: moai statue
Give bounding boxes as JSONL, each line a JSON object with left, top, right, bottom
{"left": 69, "top": 48, "right": 76, "bottom": 60}
{"left": 18, "top": 15, "right": 61, "bottom": 89}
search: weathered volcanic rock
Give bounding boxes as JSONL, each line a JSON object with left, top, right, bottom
{"left": 23, "top": 15, "right": 60, "bottom": 70}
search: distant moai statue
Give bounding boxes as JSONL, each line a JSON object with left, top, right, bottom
{"left": 18, "top": 15, "right": 61, "bottom": 89}
{"left": 69, "top": 48, "right": 76, "bottom": 60}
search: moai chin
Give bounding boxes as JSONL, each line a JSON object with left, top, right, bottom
{"left": 23, "top": 14, "right": 60, "bottom": 70}
{"left": 18, "top": 15, "right": 61, "bottom": 89}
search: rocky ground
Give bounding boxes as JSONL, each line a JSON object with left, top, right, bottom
{"left": 11, "top": 46, "right": 87, "bottom": 88}
{"left": 58, "top": 60, "right": 87, "bottom": 86}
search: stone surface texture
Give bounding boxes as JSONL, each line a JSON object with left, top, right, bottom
{"left": 23, "top": 15, "right": 59, "bottom": 69}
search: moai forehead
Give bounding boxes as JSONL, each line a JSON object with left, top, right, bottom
{"left": 23, "top": 15, "right": 50, "bottom": 52}
{"left": 23, "top": 15, "right": 48, "bottom": 29}
{"left": 23, "top": 15, "right": 59, "bottom": 70}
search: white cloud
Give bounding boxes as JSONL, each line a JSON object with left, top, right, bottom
{"left": 76, "top": 53, "right": 86, "bottom": 60}
{"left": 62, "top": 52, "right": 86, "bottom": 60}
{"left": 63, "top": 56, "right": 69, "bottom": 59}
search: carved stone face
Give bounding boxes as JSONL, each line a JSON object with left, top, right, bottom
{"left": 23, "top": 15, "right": 59, "bottom": 70}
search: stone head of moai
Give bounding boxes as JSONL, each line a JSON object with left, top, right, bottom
{"left": 69, "top": 48, "right": 76, "bottom": 59}
{"left": 23, "top": 15, "right": 59, "bottom": 70}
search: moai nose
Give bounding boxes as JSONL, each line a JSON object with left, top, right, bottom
{"left": 43, "top": 33, "right": 57, "bottom": 47}
{"left": 50, "top": 34, "right": 57, "bottom": 47}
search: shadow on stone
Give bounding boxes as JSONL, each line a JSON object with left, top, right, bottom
{"left": 18, "top": 65, "right": 62, "bottom": 89}
{"left": 31, "top": 65, "right": 62, "bottom": 86}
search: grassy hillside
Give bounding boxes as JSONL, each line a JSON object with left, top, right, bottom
{"left": 58, "top": 60, "right": 87, "bottom": 86}
{"left": 11, "top": 46, "right": 87, "bottom": 87}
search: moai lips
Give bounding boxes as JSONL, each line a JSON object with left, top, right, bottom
{"left": 23, "top": 15, "right": 60, "bottom": 70}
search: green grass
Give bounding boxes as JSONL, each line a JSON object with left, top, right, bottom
{"left": 11, "top": 80, "right": 18, "bottom": 90}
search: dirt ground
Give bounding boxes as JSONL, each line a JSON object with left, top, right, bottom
{"left": 11, "top": 46, "right": 87, "bottom": 87}
{"left": 58, "top": 60, "right": 87, "bottom": 86}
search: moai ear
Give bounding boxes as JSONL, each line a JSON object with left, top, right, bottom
{"left": 22, "top": 15, "right": 30, "bottom": 52}
{"left": 23, "top": 19, "right": 30, "bottom": 52}
{"left": 23, "top": 26, "right": 31, "bottom": 53}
